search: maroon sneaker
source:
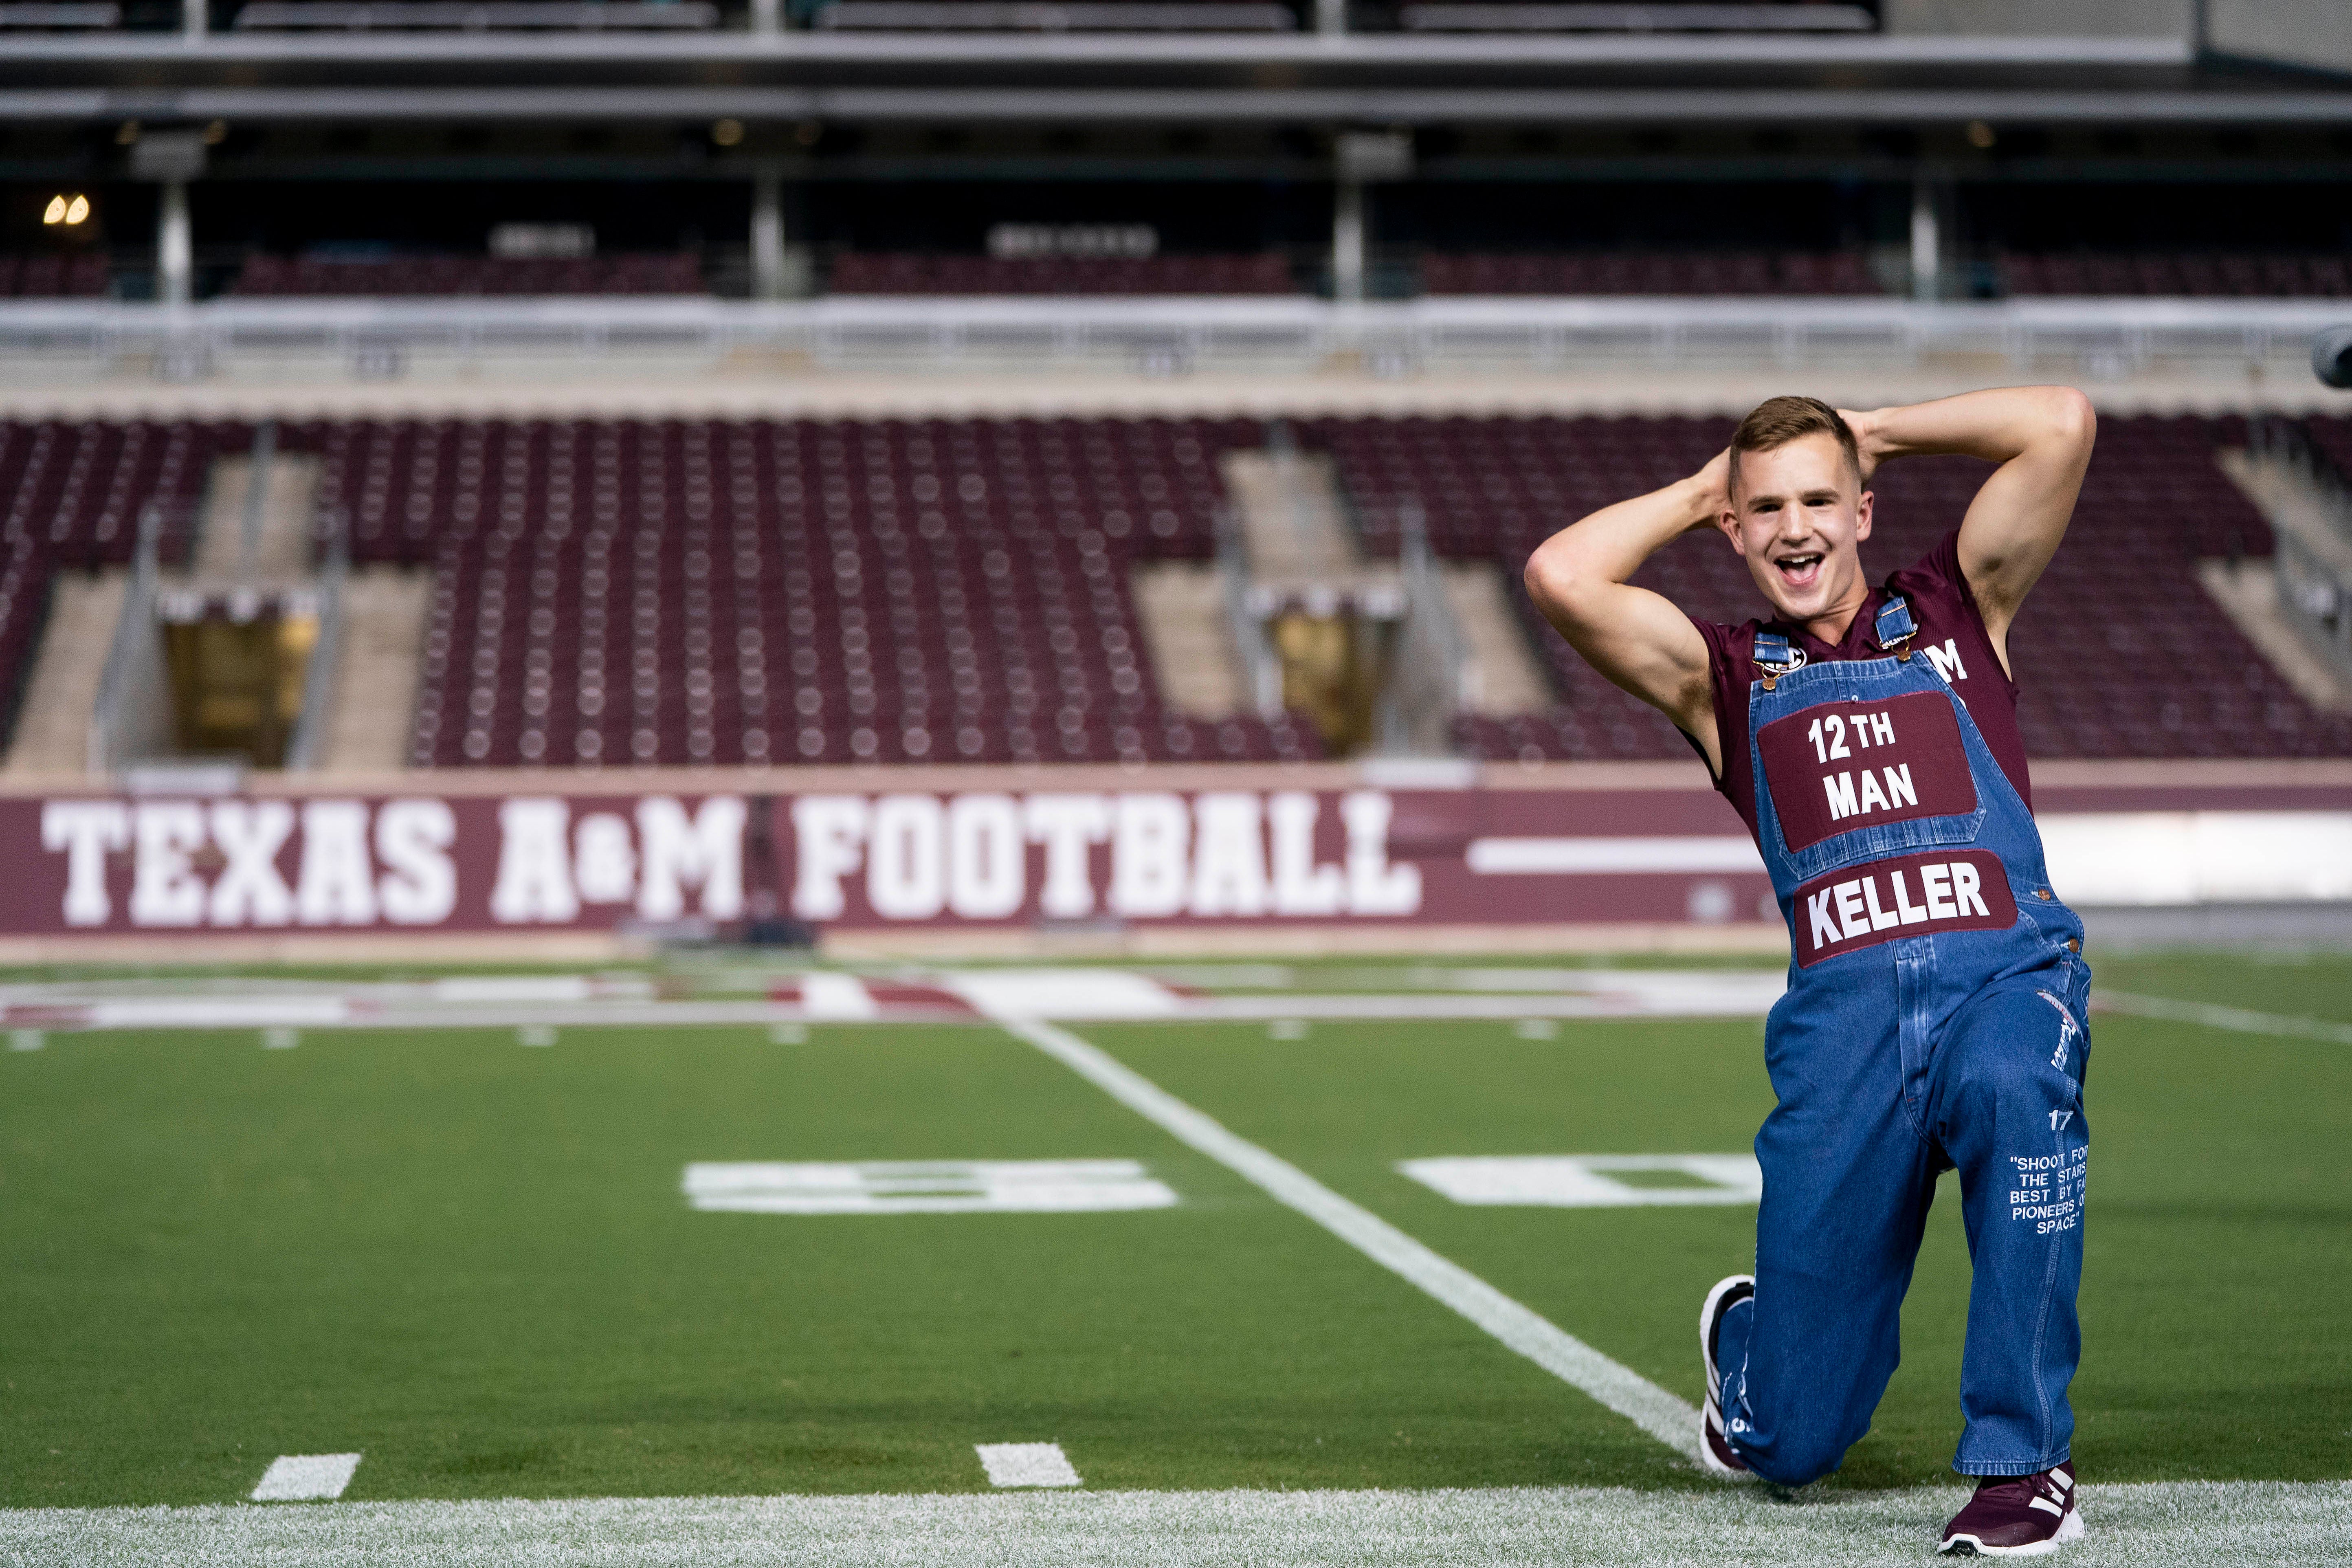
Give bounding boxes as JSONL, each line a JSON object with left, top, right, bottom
{"left": 1940, "top": 1466, "right": 2084, "bottom": 1556}
{"left": 1698, "top": 1273, "right": 1755, "bottom": 1479}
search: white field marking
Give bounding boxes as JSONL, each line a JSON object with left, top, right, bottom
{"left": 0, "top": 968, "right": 1789, "bottom": 1034}
{"left": 681, "top": 1160, "right": 1178, "bottom": 1216}
{"left": 1400, "top": 1155, "right": 1764, "bottom": 1209}
{"left": 795, "top": 973, "right": 879, "bottom": 1020}
{"left": 2093, "top": 990, "right": 2352, "bottom": 1047}
{"left": 940, "top": 969, "right": 1184, "bottom": 1020}
{"left": 1175, "top": 990, "right": 1779, "bottom": 1023}
{"left": 248, "top": 1454, "right": 361, "bottom": 1502}
{"left": 996, "top": 1017, "right": 1701, "bottom": 1460}
{"left": 89, "top": 999, "right": 352, "bottom": 1030}
{"left": 429, "top": 976, "right": 600, "bottom": 1004}
{"left": 1267, "top": 1019, "right": 1310, "bottom": 1040}
{"left": 10, "top": 1481, "right": 2345, "bottom": 1566}
{"left": 517, "top": 1025, "right": 558, "bottom": 1048}
{"left": 1512, "top": 1020, "right": 1558, "bottom": 1040}
{"left": 8, "top": 1029, "right": 42, "bottom": 1051}
{"left": 767, "top": 1023, "right": 810, "bottom": 1045}
{"left": 261, "top": 1027, "right": 301, "bottom": 1051}
{"left": 1466, "top": 836, "right": 1766, "bottom": 875}
{"left": 974, "top": 1443, "right": 1083, "bottom": 1489}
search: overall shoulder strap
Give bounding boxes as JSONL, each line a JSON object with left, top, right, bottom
{"left": 1751, "top": 629, "right": 1806, "bottom": 691}
{"left": 1873, "top": 593, "right": 1917, "bottom": 662}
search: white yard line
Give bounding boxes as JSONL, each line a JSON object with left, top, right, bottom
{"left": 2093, "top": 990, "right": 2352, "bottom": 1046}
{"left": 248, "top": 1454, "right": 361, "bottom": 1502}
{"left": 5, "top": 1481, "right": 2343, "bottom": 1567}
{"left": 1174, "top": 992, "right": 1776, "bottom": 1021}
{"left": 996, "top": 1016, "right": 1702, "bottom": 1461}
{"left": 974, "top": 1443, "right": 1084, "bottom": 1489}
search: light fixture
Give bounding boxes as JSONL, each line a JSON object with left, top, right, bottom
{"left": 42, "top": 194, "right": 89, "bottom": 227}
{"left": 711, "top": 118, "right": 745, "bottom": 148}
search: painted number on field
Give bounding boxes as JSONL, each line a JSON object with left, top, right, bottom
{"left": 682, "top": 1159, "right": 1178, "bottom": 1215}
{"left": 1398, "top": 1155, "right": 1763, "bottom": 1208}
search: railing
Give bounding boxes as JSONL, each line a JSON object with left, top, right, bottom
{"left": 2246, "top": 417, "right": 2352, "bottom": 680}
{"left": 284, "top": 507, "right": 350, "bottom": 772}
{"left": 1377, "top": 496, "right": 1468, "bottom": 755}
{"left": 2250, "top": 416, "right": 2352, "bottom": 550}
{"left": 1214, "top": 505, "right": 1284, "bottom": 718}
{"left": 87, "top": 502, "right": 173, "bottom": 775}
{"left": 0, "top": 296, "right": 2341, "bottom": 381}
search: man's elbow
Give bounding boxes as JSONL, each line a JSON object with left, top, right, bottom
{"left": 1523, "top": 543, "right": 1591, "bottom": 625}
{"left": 2045, "top": 386, "right": 2097, "bottom": 453}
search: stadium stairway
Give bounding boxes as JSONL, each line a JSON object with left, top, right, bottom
{"left": 313, "top": 568, "right": 433, "bottom": 773}
{"left": 0, "top": 419, "right": 223, "bottom": 774}
{"left": 1129, "top": 560, "right": 1249, "bottom": 719}
{"left": 2210, "top": 447, "right": 2352, "bottom": 714}
{"left": 2, "top": 572, "right": 122, "bottom": 773}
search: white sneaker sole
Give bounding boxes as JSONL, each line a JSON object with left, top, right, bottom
{"left": 1941, "top": 1507, "right": 2086, "bottom": 1556}
{"left": 1697, "top": 1273, "right": 1754, "bottom": 1482}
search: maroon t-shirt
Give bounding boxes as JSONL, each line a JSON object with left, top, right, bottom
{"left": 1686, "top": 530, "right": 2029, "bottom": 844}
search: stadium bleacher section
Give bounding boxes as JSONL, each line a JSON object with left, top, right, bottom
{"left": 826, "top": 253, "right": 1299, "bottom": 297}
{"left": 68, "top": 242, "right": 2350, "bottom": 303}
{"left": 0, "top": 412, "right": 2342, "bottom": 769}
{"left": 1999, "top": 252, "right": 2352, "bottom": 299}
{"left": 0, "top": 255, "right": 110, "bottom": 298}
{"left": 1420, "top": 250, "right": 1879, "bottom": 297}
{"left": 229, "top": 252, "right": 704, "bottom": 297}
{"left": 2307, "top": 416, "right": 2352, "bottom": 488}
{"left": 288, "top": 416, "right": 1321, "bottom": 768}
{"left": 1299, "top": 412, "right": 2352, "bottom": 761}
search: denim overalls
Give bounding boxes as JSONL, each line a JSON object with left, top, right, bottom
{"left": 1713, "top": 595, "right": 2093, "bottom": 1486}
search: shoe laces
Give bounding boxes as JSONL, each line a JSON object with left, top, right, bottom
{"left": 1973, "top": 1470, "right": 2065, "bottom": 1507}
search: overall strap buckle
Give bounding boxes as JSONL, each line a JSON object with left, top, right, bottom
{"left": 1874, "top": 594, "right": 1917, "bottom": 662}
{"left": 1753, "top": 630, "right": 1806, "bottom": 692}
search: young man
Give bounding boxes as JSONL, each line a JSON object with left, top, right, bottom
{"left": 1524, "top": 389, "right": 2098, "bottom": 1556}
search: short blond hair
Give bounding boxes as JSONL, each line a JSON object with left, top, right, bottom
{"left": 1728, "top": 395, "right": 1861, "bottom": 500}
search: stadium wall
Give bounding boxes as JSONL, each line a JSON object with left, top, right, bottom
{"left": 3, "top": 761, "right": 2345, "bottom": 959}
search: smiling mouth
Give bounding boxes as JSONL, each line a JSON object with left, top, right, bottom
{"left": 1774, "top": 552, "right": 1824, "bottom": 589}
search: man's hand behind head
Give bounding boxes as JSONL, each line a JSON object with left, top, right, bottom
{"left": 1835, "top": 408, "right": 1882, "bottom": 484}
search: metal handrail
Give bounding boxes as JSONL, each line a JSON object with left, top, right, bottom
{"left": 2251, "top": 414, "right": 2352, "bottom": 550}
{"left": 86, "top": 501, "right": 168, "bottom": 775}
{"left": 1378, "top": 495, "right": 1469, "bottom": 755}
{"left": 1214, "top": 504, "right": 1283, "bottom": 718}
{"left": 283, "top": 505, "right": 350, "bottom": 771}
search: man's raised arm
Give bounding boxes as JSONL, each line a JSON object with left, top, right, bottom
{"left": 1839, "top": 386, "right": 2095, "bottom": 671}
{"left": 1523, "top": 451, "right": 1727, "bottom": 776}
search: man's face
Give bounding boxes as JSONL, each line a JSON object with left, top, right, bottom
{"left": 1716, "top": 432, "right": 1873, "bottom": 625}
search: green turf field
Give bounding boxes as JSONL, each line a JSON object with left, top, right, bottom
{"left": 1, "top": 952, "right": 2346, "bottom": 1519}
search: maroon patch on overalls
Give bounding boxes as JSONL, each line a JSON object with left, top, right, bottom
{"left": 1792, "top": 849, "right": 2017, "bottom": 967}
{"left": 1759, "top": 691, "right": 1978, "bottom": 853}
